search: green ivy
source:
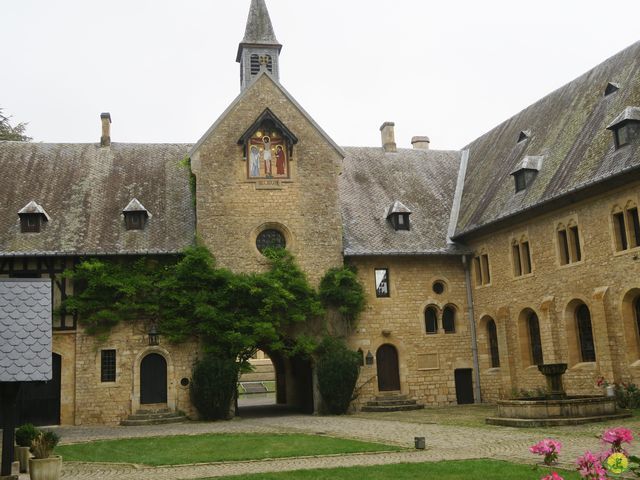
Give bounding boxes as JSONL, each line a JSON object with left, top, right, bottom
{"left": 319, "top": 265, "right": 366, "bottom": 326}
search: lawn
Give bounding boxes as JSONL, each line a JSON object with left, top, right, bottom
{"left": 204, "top": 459, "right": 582, "bottom": 480}
{"left": 56, "top": 433, "right": 402, "bottom": 466}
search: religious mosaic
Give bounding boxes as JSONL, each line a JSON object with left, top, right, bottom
{"left": 247, "top": 129, "right": 288, "bottom": 179}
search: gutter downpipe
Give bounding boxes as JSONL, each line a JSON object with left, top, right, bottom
{"left": 463, "top": 254, "right": 482, "bottom": 403}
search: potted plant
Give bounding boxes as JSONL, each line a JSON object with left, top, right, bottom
{"left": 14, "top": 423, "right": 38, "bottom": 473}
{"left": 28, "top": 431, "right": 61, "bottom": 480}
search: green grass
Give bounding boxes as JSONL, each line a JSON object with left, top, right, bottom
{"left": 56, "top": 433, "right": 401, "bottom": 466}
{"left": 204, "top": 459, "right": 582, "bottom": 480}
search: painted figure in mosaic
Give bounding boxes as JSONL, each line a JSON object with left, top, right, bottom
{"left": 263, "top": 136, "right": 273, "bottom": 177}
{"left": 250, "top": 145, "right": 261, "bottom": 177}
{"left": 275, "top": 145, "right": 285, "bottom": 176}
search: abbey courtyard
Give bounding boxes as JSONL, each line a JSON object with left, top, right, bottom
{"left": 1, "top": 0, "right": 640, "bottom": 435}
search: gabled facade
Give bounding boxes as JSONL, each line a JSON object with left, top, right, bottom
{"left": 1, "top": 0, "right": 640, "bottom": 425}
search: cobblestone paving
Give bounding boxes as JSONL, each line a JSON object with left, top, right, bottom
{"left": 12, "top": 409, "right": 639, "bottom": 480}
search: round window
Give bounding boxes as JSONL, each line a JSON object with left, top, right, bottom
{"left": 432, "top": 281, "right": 445, "bottom": 295}
{"left": 256, "top": 229, "right": 286, "bottom": 253}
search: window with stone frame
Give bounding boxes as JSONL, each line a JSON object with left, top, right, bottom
{"left": 487, "top": 319, "right": 500, "bottom": 368}
{"left": 424, "top": 306, "right": 438, "bottom": 334}
{"left": 612, "top": 202, "right": 640, "bottom": 252}
{"left": 512, "top": 236, "right": 532, "bottom": 277}
{"left": 442, "top": 305, "right": 456, "bottom": 334}
{"left": 474, "top": 250, "right": 491, "bottom": 286}
{"left": 576, "top": 304, "right": 596, "bottom": 362}
{"left": 527, "top": 312, "right": 544, "bottom": 366}
{"left": 101, "top": 349, "right": 116, "bottom": 382}
{"left": 374, "top": 268, "right": 390, "bottom": 298}
{"left": 557, "top": 220, "right": 582, "bottom": 265}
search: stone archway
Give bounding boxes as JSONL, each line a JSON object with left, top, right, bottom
{"left": 376, "top": 344, "right": 400, "bottom": 392}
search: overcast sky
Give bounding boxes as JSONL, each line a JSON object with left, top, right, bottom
{"left": 3, "top": 0, "right": 640, "bottom": 150}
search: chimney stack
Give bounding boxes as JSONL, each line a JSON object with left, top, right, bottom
{"left": 100, "top": 112, "right": 112, "bottom": 147}
{"left": 380, "top": 122, "right": 397, "bottom": 153}
{"left": 411, "top": 136, "right": 430, "bottom": 150}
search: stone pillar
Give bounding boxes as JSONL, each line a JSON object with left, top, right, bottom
{"left": 592, "top": 286, "right": 618, "bottom": 380}
{"left": 496, "top": 306, "right": 516, "bottom": 395}
{"left": 540, "top": 296, "right": 561, "bottom": 363}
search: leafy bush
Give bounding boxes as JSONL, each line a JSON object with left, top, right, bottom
{"left": 614, "top": 382, "right": 640, "bottom": 409}
{"left": 190, "top": 355, "right": 240, "bottom": 420}
{"left": 319, "top": 267, "right": 365, "bottom": 324}
{"left": 316, "top": 337, "right": 361, "bottom": 414}
{"left": 30, "top": 431, "right": 60, "bottom": 459}
{"left": 15, "top": 423, "right": 39, "bottom": 447}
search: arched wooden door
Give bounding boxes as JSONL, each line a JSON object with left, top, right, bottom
{"left": 376, "top": 344, "right": 400, "bottom": 391}
{"left": 140, "top": 353, "right": 167, "bottom": 404}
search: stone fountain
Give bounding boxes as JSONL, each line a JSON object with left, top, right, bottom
{"left": 486, "top": 363, "right": 632, "bottom": 427}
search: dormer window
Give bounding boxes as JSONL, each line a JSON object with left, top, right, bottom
{"left": 607, "top": 106, "right": 640, "bottom": 149}
{"left": 122, "top": 198, "right": 150, "bottom": 231}
{"left": 387, "top": 201, "right": 411, "bottom": 231}
{"left": 510, "top": 156, "right": 543, "bottom": 193}
{"left": 18, "top": 201, "right": 50, "bottom": 233}
{"left": 517, "top": 130, "right": 531, "bottom": 143}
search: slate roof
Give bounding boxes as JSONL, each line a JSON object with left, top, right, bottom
{"left": 0, "top": 279, "right": 52, "bottom": 382}
{"left": 0, "top": 142, "right": 195, "bottom": 256}
{"left": 454, "top": 41, "right": 640, "bottom": 238}
{"left": 339, "top": 147, "right": 467, "bottom": 256}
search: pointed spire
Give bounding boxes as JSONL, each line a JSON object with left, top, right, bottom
{"left": 236, "top": 0, "right": 282, "bottom": 62}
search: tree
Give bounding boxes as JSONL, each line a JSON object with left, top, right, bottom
{"left": 0, "top": 108, "right": 31, "bottom": 141}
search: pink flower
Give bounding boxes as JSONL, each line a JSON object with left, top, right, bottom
{"left": 576, "top": 451, "right": 610, "bottom": 479}
{"left": 541, "top": 473, "right": 564, "bottom": 480}
{"left": 530, "top": 439, "right": 562, "bottom": 465}
{"left": 601, "top": 427, "right": 633, "bottom": 454}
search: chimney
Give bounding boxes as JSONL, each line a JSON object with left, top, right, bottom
{"left": 411, "top": 136, "right": 430, "bottom": 150}
{"left": 380, "top": 122, "right": 397, "bottom": 153}
{"left": 100, "top": 112, "right": 112, "bottom": 147}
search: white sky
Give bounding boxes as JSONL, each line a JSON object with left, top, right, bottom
{"left": 3, "top": 0, "right": 640, "bottom": 150}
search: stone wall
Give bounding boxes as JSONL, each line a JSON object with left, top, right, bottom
{"left": 192, "top": 74, "right": 344, "bottom": 286}
{"left": 73, "top": 321, "right": 200, "bottom": 425}
{"left": 464, "top": 180, "right": 640, "bottom": 400}
{"left": 348, "top": 255, "right": 474, "bottom": 407}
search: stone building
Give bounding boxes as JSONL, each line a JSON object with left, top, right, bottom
{"left": 1, "top": 0, "right": 639, "bottom": 425}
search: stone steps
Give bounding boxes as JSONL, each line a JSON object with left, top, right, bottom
{"left": 361, "top": 394, "right": 424, "bottom": 412}
{"left": 120, "top": 409, "right": 187, "bottom": 426}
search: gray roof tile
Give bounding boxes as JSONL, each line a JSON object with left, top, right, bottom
{"left": 339, "top": 147, "right": 468, "bottom": 256}
{"left": 455, "top": 41, "right": 640, "bottom": 237}
{"left": 0, "top": 279, "right": 52, "bottom": 382}
{"left": 0, "top": 142, "right": 195, "bottom": 256}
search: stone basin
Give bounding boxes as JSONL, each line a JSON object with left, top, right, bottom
{"left": 486, "top": 395, "right": 631, "bottom": 427}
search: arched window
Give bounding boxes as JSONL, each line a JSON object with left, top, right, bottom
{"left": 443, "top": 306, "right": 456, "bottom": 334}
{"left": 487, "top": 319, "right": 500, "bottom": 368}
{"left": 424, "top": 306, "right": 438, "bottom": 334}
{"left": 527, "top": 312, "right": 543, "bottom": 366}
{"left": 576, "top": 304, "right": 596, "bottom": 362}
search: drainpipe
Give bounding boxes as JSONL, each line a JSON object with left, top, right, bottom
{"left": 463, "top": 254, "right": 482, "bottom": 403}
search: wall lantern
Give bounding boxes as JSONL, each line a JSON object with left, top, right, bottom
{"left": 148, "top": 324, "right": 160, "bottom": 346}
{"left": 365, "top": 351, "right": 374, "bottom": 366}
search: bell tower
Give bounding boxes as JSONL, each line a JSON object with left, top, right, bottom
{"left": 237, "top": 0, "right": 282, "bottom": 91}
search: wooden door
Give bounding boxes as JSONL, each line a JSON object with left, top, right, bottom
{"left": 12, "top": 353, "right": 62, "bottom": 426}
{"left": 140, "top": 353, "right": 167, "bottom": 404}
{"left": 454, "top": 368, "right": 474, "bottom": 405}
{"left": 376, "top": 344, "right": 400, "bottom": 391}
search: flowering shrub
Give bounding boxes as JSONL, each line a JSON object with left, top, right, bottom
{"left": 596, "top": 377, "right": 610, "bottom": 388}
{"left": 576, "top": 451, "right": 610, "bottom": 480}
{"left": 530, "top": 439, "right": 562, "bottom": 465}
{"left": 541, "top": 473, "right": 564, "bottom": 480}
{"left": 602, "top": 427, "right": 633, "bottom": 454}
{"left": 531, "top": 426, "right": 640, "bottom": 480}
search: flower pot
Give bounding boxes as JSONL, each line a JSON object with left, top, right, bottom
{"left": 28, "top": 456, "right": 61, "bottom": 480}
{"left": 606, "top": 385, "right": 615, "bottom": 397}
{"left": 14, "top": 445, "right": 31, "bottom": 473}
